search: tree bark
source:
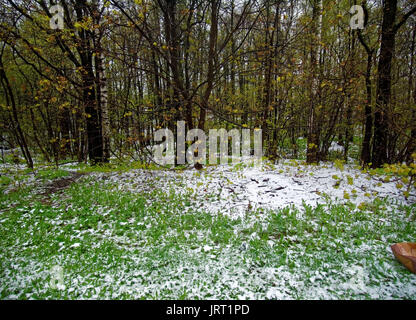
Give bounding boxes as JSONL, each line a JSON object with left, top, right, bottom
{"left": 98, "top": 51, "right": 110, "bottom": 163}
{"left": 371, "top": 0, "right": 398, "bottom": 168}
{"left": 360, "top": 52, "right": 374, "bottom": 165}
{"left": 0, "top": 56, "right": 33, "bottom": 168}
{"left": 306, "top": 0, "right": 321, "bottom": 164}
{"left": 406, "top": 24, "right": 416, "bottom": 162}
{"left": 75, "top": 1, "right": 104, "bottom": 164}
{"left": 198, "top": 0, "right": 220, "bottom": 130}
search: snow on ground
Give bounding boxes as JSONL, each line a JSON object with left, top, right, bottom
{"left": 1, "top": 159, "right": 415, "bottom": 300}
{"left": 92, "top": 159, "right": 415, "bottom": 219}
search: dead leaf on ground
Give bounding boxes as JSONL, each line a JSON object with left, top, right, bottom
{"left": 391, "top": 242, "right": 416, "bottom": 274}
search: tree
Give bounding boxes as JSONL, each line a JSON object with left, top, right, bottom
{"left": 306, "top": 0, "right": 322, "bottom": 164}
{"left": 372, "top": 0, "right": 416, "bottom": 168}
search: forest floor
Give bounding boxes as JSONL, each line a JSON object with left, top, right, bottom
{"left": 0, "top": 158, "right": 415, "bottom": 299}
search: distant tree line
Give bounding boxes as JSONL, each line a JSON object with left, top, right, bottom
{"left": 0, "top": 0, "right": 415, "bottom": 168}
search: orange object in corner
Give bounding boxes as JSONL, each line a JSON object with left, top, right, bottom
{"left": 391, "top": 242, "right": 416, "bottom": 274}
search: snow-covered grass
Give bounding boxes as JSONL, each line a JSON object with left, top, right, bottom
{"left": 0, "top": 159, "right": 415, "bottom": 299}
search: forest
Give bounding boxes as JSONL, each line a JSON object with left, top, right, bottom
{"left": 0, "top": 0, "right": 416, "bottom": 301}
{"left": 0, "top": 0, "right": 415, "bottom": 168}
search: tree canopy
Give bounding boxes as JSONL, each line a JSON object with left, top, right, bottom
{"left": 0, "top": 0, "right": 415, "bottom": 168}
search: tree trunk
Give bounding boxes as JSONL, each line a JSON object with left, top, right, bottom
{"left": 306, "top": 0, "right": 321, "bottom": 164}
{"left": 405, "top": 24, "right": 416, "bottom": 163}
{"left": 361, "top": 52, "right": 374, "bottom": 165}
{"left": 97, "top": 51, "right": 110, "bottom": 163}
{"left": 372, "top": 0, "right": 398, "bottom": 168}
{"left": 75, "top": 1, "right": 104, "bottom": 164}
{"left": 198, "top": 0, "right": 219, "bottom": 130}
{"left": 0, "top": 57, "right": 33, "bottom": 168}
{"left": 262, "top": 1, "right": 280, "bottom": 157}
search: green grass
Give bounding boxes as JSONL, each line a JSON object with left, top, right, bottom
{"left": 35, "top": 168, "right": 71, "bottom": 181}
{"left": 0, "top": 173, "right": 415, "bottom": 299}
{"left": 0, "top": 176, "right": 12, "bottom": 186}
{"left": 75, "top": 160, "right": 163, "bottom": 173}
